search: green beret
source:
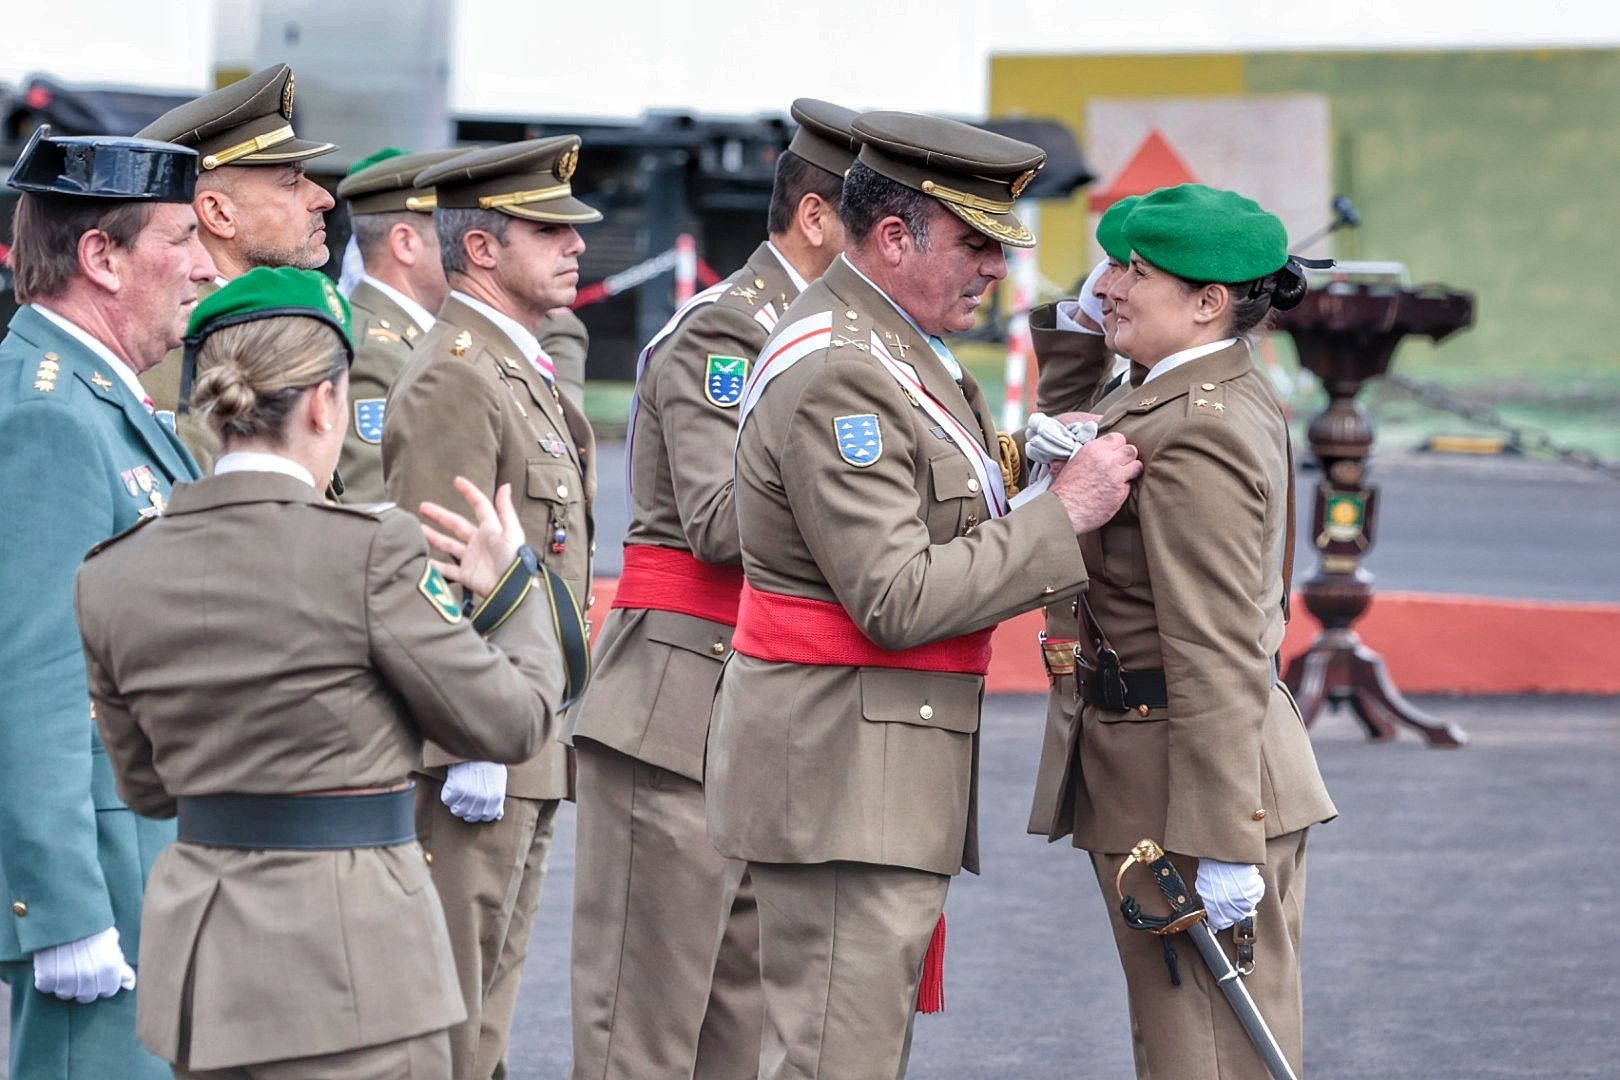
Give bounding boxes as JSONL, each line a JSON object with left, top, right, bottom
{"left": 186, "top": 267, "right": 353, "bottom": 362}
{"left": 1122, "top": 184, "right": 1288, "bottom": 283}
{"left": 345, "top": 147, "right": 406, "bottom": 178}
{"left": 1095, "top": 195, "right": 1141, "bottom": 264}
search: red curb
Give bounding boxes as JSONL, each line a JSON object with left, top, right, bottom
{"left": 587, "top": 582, "right": 1620, "bottom": 696}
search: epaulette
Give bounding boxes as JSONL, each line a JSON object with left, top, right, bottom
{"left": 449, "top": 329, "right": 474, "bottom": 359}
{"left": 29, "top": 351, "right": 64, "bottom": 396}
{"left": 85, "top": 514, "right": 157, "bottom": 559}
{"left": 1185, "top": 379, "right": 1230, "bottom": 419}
{"left": 365, "top": 323, "right": 403, "bottom": 345}
{"left": 828, "top": 303, "right": 876, "bottom": 357}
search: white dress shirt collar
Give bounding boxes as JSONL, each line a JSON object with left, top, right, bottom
{"left": 362, "top": 275, "right": 436, "bottom": 332}
{"left": 450, "top": 290, "right": 550, "bottom": 380}
{"left": 31, "top": 304, "right": 149, "bottom": 405}
{"left": 1141, "top": 338, "right": 1240, "bottom": 385}
{"left": 765, "top": 241, "right": 810, "bottom": 293}
{"left": 838, "top": 255, "right": 965, "bottom": 380}
{"left": 213, "top": 451, "right": 317, "bottom": 488}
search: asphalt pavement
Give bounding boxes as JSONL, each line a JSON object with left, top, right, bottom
{"left": 13, "top": 694, "right": 1609, "bottom": 1078}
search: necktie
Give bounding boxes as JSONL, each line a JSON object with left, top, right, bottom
{"left": 927, "top": 336, "right": 964, "bottom": 383}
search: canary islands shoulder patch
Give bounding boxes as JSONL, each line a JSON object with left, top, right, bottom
{"left": 704, "top": 354, "right": 748, "bottom": 407}
{"left": 418, "top": 563, "right": 463, "bottom": 623}
{"left": 353, "top": 398, "right": 386, "bottom": 444}
{"left": 834, "top": 413, "right": 882, "bottom": 467}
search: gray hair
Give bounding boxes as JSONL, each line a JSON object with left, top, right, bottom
{"left": 434, "top": 206, "right": 511, "bottom": 276}
{"left": 838, "top": 162, "right": 933, "bottom": 251}
{"left": 349, "top": 210, "right": 419, "bottom": 264}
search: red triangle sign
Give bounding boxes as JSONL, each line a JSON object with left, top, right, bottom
{"left": 1090, "top": 129, "right": 1199, "bottom": 211}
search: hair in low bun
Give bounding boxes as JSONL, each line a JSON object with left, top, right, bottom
{"left": 1270, "top": 263, "right": 1308, "bottom": 311}
{"left": 191, "top": 317, "right": 349, "bottom": 443}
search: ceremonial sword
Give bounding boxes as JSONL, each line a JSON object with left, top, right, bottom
{"left": 1115, "top": 838, "right": 1299, "bottom": 1080}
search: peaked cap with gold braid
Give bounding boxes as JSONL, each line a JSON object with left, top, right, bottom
{"left": 136, "top": 64, "right": 337, "bottom": 172}
{"left": 417, "top": 136, "right": 602, "bottom": 225}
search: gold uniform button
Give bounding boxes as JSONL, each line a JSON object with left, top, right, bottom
{"left": 1252, "top": 809, "right": 1267, "bottom": 822}
{"left": 556, "top": 484, "right": 569, "bottom": 498}
{"left": 918, "top": 704, "right": 934, "bottom": 720}
{"left": 1137, "top": 704, "right": 1151, "bottom": 717}
{"left": 1041, "top": 585, "right": 1056, "bottom": 595}
{"left": 1202, "top": 382, "right": 1216, "bottom": 391}
{"left": 711, "top": 641, "right": 726, "bottom": 656}
{"left": 11, "top": 901, "right": 26, "bottom": 917}
{"left": 587, "top": 594, "right": 597, "bottom": 607}
{"left": 845, "top": 309, "right": 859, "bottom": 320}
{"left": 965, "top": 478, "right": 980, "bottom": 493}
{"left": 754, "top": 278, "right": 766, "bottom": 290}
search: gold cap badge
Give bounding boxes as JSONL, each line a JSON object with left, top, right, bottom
{"left": 280, "top": 72, "right": 295, "bottom": 119}
{"left": 1010, "top": 166, "right": 1040, "bottom": 199}
{"left": 554, "top": 145, "right": 579, "bottom": 183}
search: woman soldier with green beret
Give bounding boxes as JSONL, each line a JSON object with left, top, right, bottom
{"left": 73, "top": 267, "right": 577, "bottom": 1079}
{"left": 1052, "top": 185, "right": 1338, "bottom": 1077}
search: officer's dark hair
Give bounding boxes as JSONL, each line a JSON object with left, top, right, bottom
{"left": 192, "top": 317, "right": 349, "bottom": 442}
{"left": 350, "top": 210, "right": 426, "bottom": 265}
{"left": 766, "top": 150, "right": 844, "bottom": 237}
{"left": 435, "top": 206, "right": 511, "bottom": 277}
{"left": 9, "top": 194, "right": 157, "bottom": 304}
{"left": 838, "top": 162, "right": 934, "bottom": 251}
{"left": 1174, "top": 265, "right": 1308, "bottom": 338}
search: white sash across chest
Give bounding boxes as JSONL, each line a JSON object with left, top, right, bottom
{"left": 623, "top": 280, "right": 731, "bottom": 504}
{"left": 738, "top": 310, "right": 1007, "bottom": 520}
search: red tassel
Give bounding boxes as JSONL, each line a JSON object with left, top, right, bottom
{"left": 916, "top": 913, "right": 946, "bottom": 1014}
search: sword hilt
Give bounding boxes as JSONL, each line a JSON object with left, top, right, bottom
{"left": 1115, "top": 838, "right": 1207, "bottom": 936}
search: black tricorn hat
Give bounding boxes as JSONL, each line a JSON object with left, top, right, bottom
{"left": 5, "top": 125, "right": 199, "bottom": 202}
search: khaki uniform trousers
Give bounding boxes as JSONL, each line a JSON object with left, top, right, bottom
{"left": 750, "top": 860, "right": 949, "bottom": 1080}
{"left": 570, "top": 742, "right": 761, "bottom": 1079}
{"left": 174, "top": 1028, "right": 450, "bottom": 1079}
{"left": 1090, "top": 829, "right": 1311, "bottom": 1079}
{"left": 416, "top": 778, "right": 561, "bottom": 1080}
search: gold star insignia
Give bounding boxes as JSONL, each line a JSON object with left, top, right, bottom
{"left": 1211, "top": 401, "right": 1226, "bottom": 412}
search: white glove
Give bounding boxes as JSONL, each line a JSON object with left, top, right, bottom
{"left": 1025, "top": 412, "right": 1099, "bottom": 468}
{"left": 1077, "top": 258, "right": 1110, "bottom": 328}
{"left": 1196, "top": 859, "right": 1265, "bottom": 932}
{"left": 441, "top": 761, "right": 507, "bottom": 823}
{"left": 33, "top": 927, "right": 136, "bottom": 1002}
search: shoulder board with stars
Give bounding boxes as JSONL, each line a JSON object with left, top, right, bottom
{"left": 32, "top": 352, "right": 61, "bottom": 393}
{"left": 1188, "top": 380, "right": 1229, "bottom": 417}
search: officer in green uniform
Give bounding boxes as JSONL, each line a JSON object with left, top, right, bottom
{"left": 0, "top": 126, "right": 213, "bottom": 1080}
{"left": 334, "top": 147, "right": 463, "bottom": 502}
{"left": 133, "top": 63, "right": 338, "bottom": 468}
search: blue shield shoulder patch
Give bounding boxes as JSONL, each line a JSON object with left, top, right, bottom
{"left": 154, "top": 410, "right": 177, "bottom": 432}
{"left": 704, "top": 354, "right": 748, "bottom": 407}
{"left": 353, "top": 399, "right": 386, "bottom": 445}
{"left": 834, "top": 413, "right": 882, "bottom": 467}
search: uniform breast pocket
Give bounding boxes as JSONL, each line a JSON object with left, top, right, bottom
{"left": 527, "top": 459, "right": 581, "bottom": 508}
{"left": 928, "top": 453, "right": 982, "bottom": 538}
{"left": 1097, "top": 510, "right": 1143, "bottom": 588}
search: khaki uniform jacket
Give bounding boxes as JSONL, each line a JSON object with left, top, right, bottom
{"left": 706, "top": 257, "right": 1089, "bottom": 878}
{"left": 72, "top": 471, "right": 564, "bottom": 1070}
{"left": 337, "top": 280, "right": 429, "bottom": 504}
{"left": 541, "top": 308, "right": 589, "bottom": 409}
{"left": 569, "top": 242, "right": 798, "bottom": 782}
{"left": 1028, "top": 342, "right": 1337, "bottom": 864}
{"left": 384, "top": 294, "right": 595, "bottom": 800}
{"left": 139, "top": 279, "right": 221, "bottom": 472}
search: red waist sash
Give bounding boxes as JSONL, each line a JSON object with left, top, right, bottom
{"left": 733, "top": 582, "right": 994, "bottom": 676}
{"left": 611, "top": 544, "right": 745, "bottom": 626}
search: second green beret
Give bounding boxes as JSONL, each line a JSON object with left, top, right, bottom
{"left": 1095, "top": 194, "right": 1141, "bottom": 264}
{"left": 1122, "top": 183, "right": 1288, "bottom": 283}
{"left": 186, "top": 266, "right": 354, "bottom": 360}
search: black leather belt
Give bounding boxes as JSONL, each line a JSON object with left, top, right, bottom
{"left": 1078, "top": 659, "right": 1169, "bottom": 712}
{"left": 177, "top": 786, "right": 415, "bottom": 850}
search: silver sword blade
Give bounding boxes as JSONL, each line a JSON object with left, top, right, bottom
{"left": 1186, "top": 922, "right": 1299, "bottom": 1080}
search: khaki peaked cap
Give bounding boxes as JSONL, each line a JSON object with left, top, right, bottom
{"left": 417, "top": 137, "right": 602, "bottom": 224}
{"left": 338, "top": 148, "right": 469, "bottom": 214}
{"left": 137, "top": 64, "right": 336, "bottom": 172}
{"left": 787, "top": 98, "right": 861, "bottom": 177}
{"left": 851, "top": 111, "right": 1045, "bottom": 248}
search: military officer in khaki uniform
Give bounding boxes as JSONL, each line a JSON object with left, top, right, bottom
{"left": 74, "top": 267, "right": 574, "bottom": 1078}
{"left": 383, "top": 136, "right": 600, "bottom": 1080}
{"left": 542, "top": 307, "right": 590, "bottom": 407}
{"left": 1026, "top": 184, "right": 1338, "bottom": 1078}
{"left": 706, "top": 111, "right": 1145, "bottom": 1079}
{"left": 566, "top": 98, "right": 860, "bottom": 1080}
{"left": 134, "top": 63, "right": 338, "bottom": 468}
{"left": 333, "top": 147, "right": 463, "bottom": 502}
